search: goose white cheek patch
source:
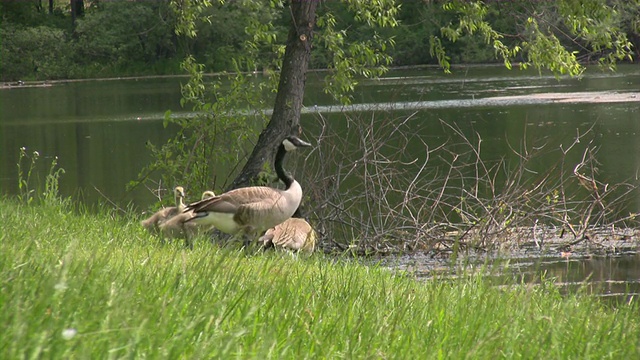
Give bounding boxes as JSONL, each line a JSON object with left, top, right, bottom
{"left": 283, "top": 139, "right": 296, "bottom": 152}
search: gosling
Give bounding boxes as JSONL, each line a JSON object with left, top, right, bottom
{"left": 159, "top": 190, "right": 216, "bottom": 248}
{"left": 259, "top": 217, "right": 317, "bottom": 253}
{"left": 141, "top": 186, "right": 186, "bottom": 235}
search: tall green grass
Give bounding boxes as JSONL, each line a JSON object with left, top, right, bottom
{"left": 1, "top": 198, "right": 639, "bottom": 359}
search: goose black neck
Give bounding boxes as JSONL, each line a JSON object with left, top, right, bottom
{"left": 275, "top": 143, "right": 294, "bottom": 189}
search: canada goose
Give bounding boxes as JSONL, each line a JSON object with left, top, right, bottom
{"left": 259, "top": 217, "right": 317, "bottom": 253}
{"left": 141, "top": 186, "right": 186, "bottom": 234}
{"left": 159, "top": 190, "right": 216, "bottom": 247}
{"left": 183, "top": 135, "right": 312, "bottom": 243}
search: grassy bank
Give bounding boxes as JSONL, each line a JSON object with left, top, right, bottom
{"left": 1, "top": 198, "right": 639, "bottom": 359}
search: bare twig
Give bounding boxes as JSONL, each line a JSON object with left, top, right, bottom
{"left": 300, "top": 111, "right": 638, "bottom": 254}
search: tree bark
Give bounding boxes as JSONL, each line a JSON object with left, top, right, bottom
{"left": 70, "top": 0, "right": 84, "bottom": 28}
{"left": 629, "top": 31, "right": 640, "bottom": 61}
{"left": 71, "top": 0, "right": 76, "bottom": 26}
{"left": 228, "top": 0, "right": 318, "bottom": 190}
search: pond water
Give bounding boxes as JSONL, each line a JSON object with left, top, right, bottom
{"left": 381, "top": 249, "right": 640, "bottom": 304}
{"left": 2, "top": 66, "right": 640, "bottom": 208}
{"left": 1, "top": 65, "right": 639, "bottom": 299}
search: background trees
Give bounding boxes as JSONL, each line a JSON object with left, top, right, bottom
{"left": 2, "top": 0, "right": 637, "bottom": 82}
{"left": 1, "top": 0, "right": 178, "bottom": 80}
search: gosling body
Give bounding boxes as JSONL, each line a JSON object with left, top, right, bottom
{"left": 259, "top": 217, "right": 317, "bottom": 253}
{"left": 159, "top": 190, "right": 216, "bottom": 244}
{"left": 141, "top": 186, "right": 186, "bottom": 234}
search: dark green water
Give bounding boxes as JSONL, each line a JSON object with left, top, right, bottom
{"left": 2, "top": 66, "right": 639, "bottom": 208}
{"left": 384, "top": 250, "right": 640, "bottom": 305}
{"left": 1, "top": 65, "right": 639, "bottom": 299}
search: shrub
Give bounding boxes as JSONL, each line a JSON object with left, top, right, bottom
{"left": 0, "top": 24, "right": 71, "bottom": 81}
{"left": 73, "top": 1, "right": 176, "bottom": 68}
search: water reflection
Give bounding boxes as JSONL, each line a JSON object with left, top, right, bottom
{"left": 383, "top": 252, "right": 640, "bottom": 305}
{"left": 302, "top": 90, "right": 639, "bottom": 114}
{"left": 2, "top": 66, "right": 640, "bottom": 209}
{"left": 504, "top": 253, "right": 640, "bottom": 302}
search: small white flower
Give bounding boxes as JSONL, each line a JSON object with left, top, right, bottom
{"left": 62, "top": 328, "right": 77, "bottom": 340}
{"left": 33, "top": 151, "right": 40, "bottom": 157}
{"left": 54, "top": 282, "right": 67, "bottom": 291}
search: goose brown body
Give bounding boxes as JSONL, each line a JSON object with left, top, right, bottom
{"left": 186, "top": 183, "right": 302, "bottom": 234}
{"left": 184, "top": 136, "right": 311, "bottom": 239}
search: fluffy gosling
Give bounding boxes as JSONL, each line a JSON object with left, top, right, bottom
{"left": 159, "top": 190, "right": 216, "bottom": 248}
{"left": 259, "top": 217, "right": 317, "bottom": 253}
{"left": 141, "top": 186, "right": 186, "bottom": 235}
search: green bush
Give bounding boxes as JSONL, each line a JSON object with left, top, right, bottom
{"left": 0, "top": 24, "right": 71, "bottom": 81}
{"left": 73, "top": 1, "right": 176, "bottom": 68}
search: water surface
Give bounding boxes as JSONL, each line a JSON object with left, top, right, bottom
{"left": 2, "top": 65, "right": 639, "bottom": 299}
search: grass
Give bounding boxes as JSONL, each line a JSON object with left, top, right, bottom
{"left": 1, "top": 197, "right": 639, "bottom": 359}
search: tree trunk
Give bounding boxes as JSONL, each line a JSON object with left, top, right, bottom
{"left": 70, "top": 0, "right": 84, "bottom": 28}
{"left": 630, "top": 31, "right": 640, "bottom": 61}
{"left": 77, "top": 0, "right": 84, "bottom": 16}
{"left": 228, "top": 0, "right": 318, "bottom": 190}
{"left": 70, "top": 0, "right": 76, "bottom": 27}
{"left": 49, "top": 0, "right": 53, "bottom": 14}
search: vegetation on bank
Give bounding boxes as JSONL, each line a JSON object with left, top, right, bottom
{"left": 2, "top": 196, "right": 640, "bottom": 359}
{"left": 2, "top": 0, "right": 638, "bottom": 82}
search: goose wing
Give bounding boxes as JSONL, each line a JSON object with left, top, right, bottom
{"left": 185, "top": 186, "right": 284, "bottom": 214}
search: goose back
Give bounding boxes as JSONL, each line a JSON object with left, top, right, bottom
{"left": 187, "top": 182, "right": 302, "bottom": 234}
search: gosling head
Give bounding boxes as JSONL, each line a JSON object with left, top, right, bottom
{"left": 174, "top": 186, "right": 186, "bottom": 198}
{"left": 201, "top": 190, "right": 216, "bottom": 200}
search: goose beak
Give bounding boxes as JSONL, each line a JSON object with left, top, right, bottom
{"left": 284, "top": 136, "right": 313, "bottom": 150}
{"left": 297, "top": 139, "right": 312, "bottom": 147}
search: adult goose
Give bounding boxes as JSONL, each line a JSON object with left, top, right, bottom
{"left": 140, "top": 186, "right": 186, "bottom": 234}
{"left": 259, "top": 217, "right": 317, "bottom": 253}
{"left": 183, "top": 135, "right": 312, "bottom": 242}
{"left": 159, "top": 190, "right": 216, "bottom": 248}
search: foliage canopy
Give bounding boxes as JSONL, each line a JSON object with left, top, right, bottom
{"left": 1, "top": 0, "right": 636, "bottom": 81}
